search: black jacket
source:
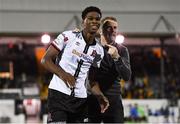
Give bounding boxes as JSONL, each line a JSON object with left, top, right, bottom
{"left": 89, "top": 42, "right": 131, "bottom": 95}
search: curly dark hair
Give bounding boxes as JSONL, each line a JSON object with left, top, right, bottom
{"left": 81, "top": 6, "right": 102, "bottom": 20}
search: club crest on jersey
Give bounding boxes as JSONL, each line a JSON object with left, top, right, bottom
{"left": 62, "top": 33, "right": 68, "bottom": 42}
{"left": 91, "top": 50, "right": 97, "bottom": 57}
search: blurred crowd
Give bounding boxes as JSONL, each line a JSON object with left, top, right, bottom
{"left": 0, "top": 42, "right": 180, "bottom": 100}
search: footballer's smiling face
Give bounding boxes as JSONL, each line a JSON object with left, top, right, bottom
{"left": 82, "top": 11, "right": 101, "bottom": 35}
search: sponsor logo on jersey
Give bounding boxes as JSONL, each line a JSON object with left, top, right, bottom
{"left": 72, "top": 49, "right": 93, "bottom": 63}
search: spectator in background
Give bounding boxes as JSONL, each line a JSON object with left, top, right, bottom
{"left": 88, "top": 16, "right": 131, "bottom": 123}
{"left": 41, "top": 6, "right": 109, "bottom": 123}
{"left": 129, "top": 104, "right": 139, "bottom": 122}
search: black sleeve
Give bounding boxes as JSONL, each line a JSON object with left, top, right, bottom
{"left": 114, "top": 46, "right": 131, "bottom": 81}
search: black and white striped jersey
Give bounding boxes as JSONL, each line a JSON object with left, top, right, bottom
{"left": 49, "top": 30, "right": 104, "bottom": 98}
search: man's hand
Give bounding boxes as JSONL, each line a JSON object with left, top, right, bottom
{"left": 90, "top": 81, "right": 110, "bottom": 113}
{"left": 105, "top": 44, "right": 120, "bottom": 59}
{"left": 60, "top": 72, "right": 76, "bottom": 88}
{"left": 97, "top": 94, "right": 110, "bottom": 113}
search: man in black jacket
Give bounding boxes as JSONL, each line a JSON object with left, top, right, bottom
{"left": 88, "top": 16, "right": 131, "bottom": 123}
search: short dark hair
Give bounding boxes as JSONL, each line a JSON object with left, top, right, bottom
{"left": 101, "top": 16, "right": 117, "bottom": 30}
{"left": 101, "top": 16, "right": 117, "bottom": 24}
{"left": 81, "top": 6, "right": 102, "bottom": 20}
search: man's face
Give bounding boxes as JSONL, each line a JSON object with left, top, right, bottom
{"left": 82, "top": 12, "right": 101, "bottom": 34}
{"left": 103, "top": 20, "right": 118, "bottom": 43}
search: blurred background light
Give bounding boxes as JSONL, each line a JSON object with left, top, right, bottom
{"left": 115, "top": 34, "right": 125, "bottom": 44}
{"left": 41, "top": 34, "right": 51, "bottom": 44}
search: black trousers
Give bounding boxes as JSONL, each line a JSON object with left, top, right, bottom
{"left": 47, "top": 89, "right": 87, "bottom": 123}
{"left": 87, "top": 94, "right": 124, "bottom": 123}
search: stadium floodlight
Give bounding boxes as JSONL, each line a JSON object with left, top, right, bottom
{"left": 115, "top": 34, "right": 125, "bottom": 44}
{"left": 41, "top": 34, "right": 51, "bottom": 44}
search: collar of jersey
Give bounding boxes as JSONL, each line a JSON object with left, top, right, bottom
{"left": 81, "top": 31, "right": 97, "bottom": 46}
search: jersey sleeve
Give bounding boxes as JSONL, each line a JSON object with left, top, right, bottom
{"left": 51, "top": 31, "right": 70, "bottom": 51}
